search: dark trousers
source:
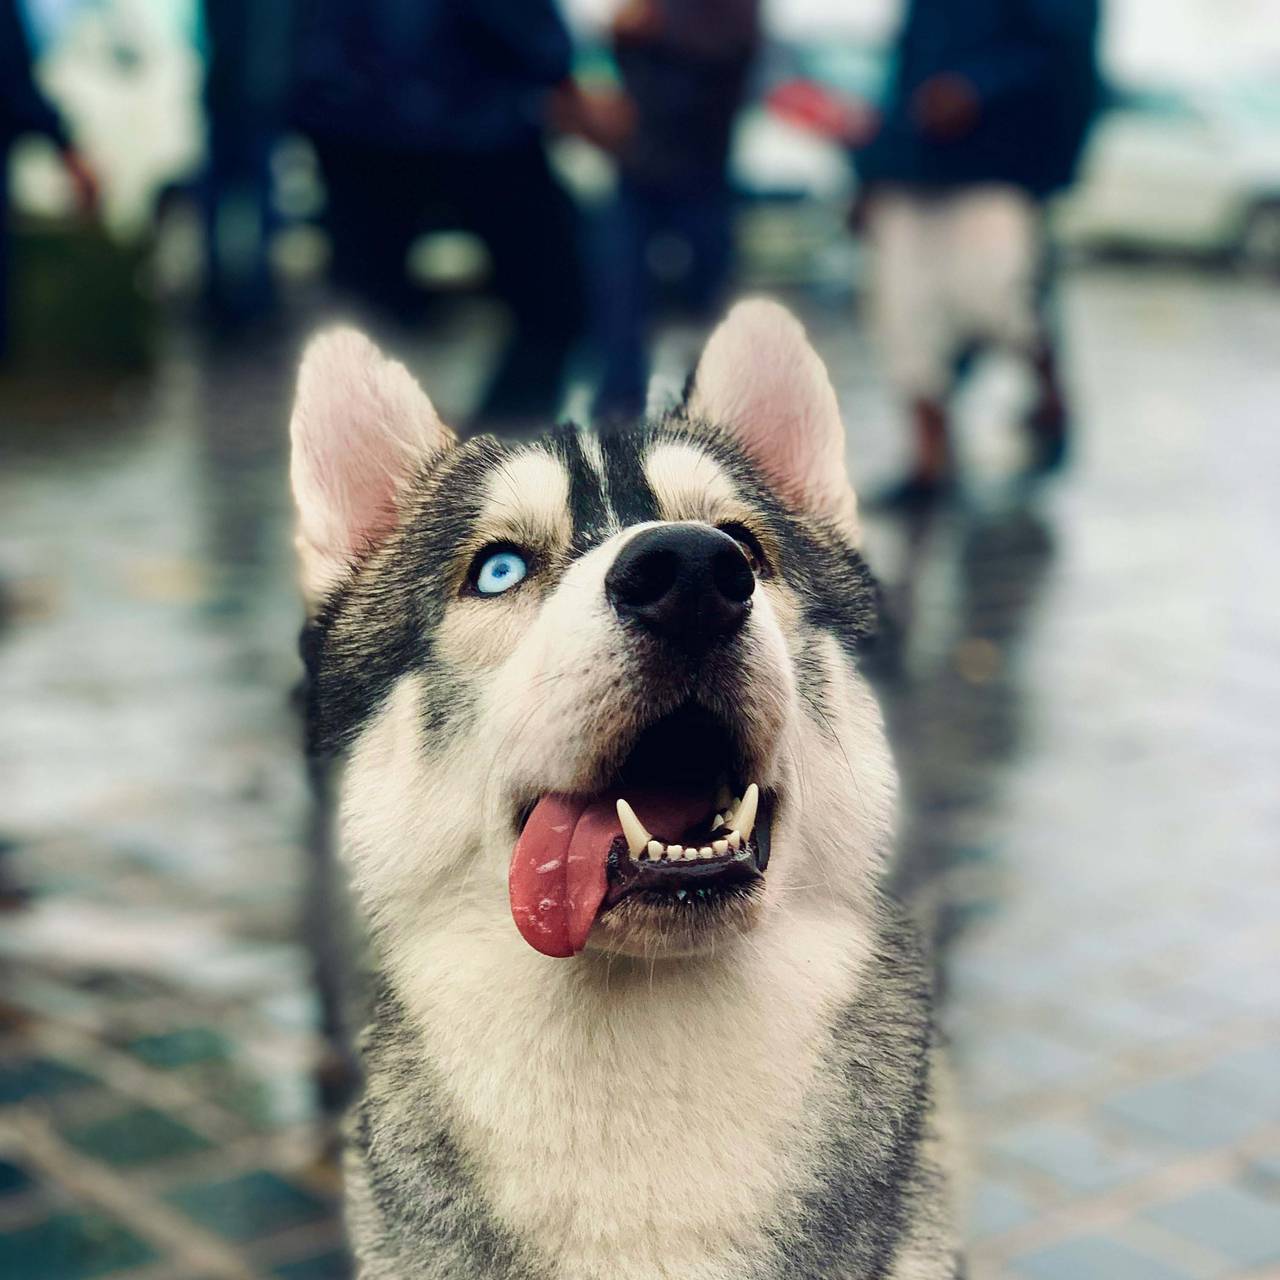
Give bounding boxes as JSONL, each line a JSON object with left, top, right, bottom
{"left": 0, "top": 144, "right": 10, "bottom": 363}
{"left": 201, "top": 123, "right": 278, "bottom": 329}
{"left": 592, "top": 178, "right": 734, "bottom": 422}
{"left": 314, "top": 137, "right": 585, "bottom": 430}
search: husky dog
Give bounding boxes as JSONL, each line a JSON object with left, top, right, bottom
{"left": 290, "top": 300, "right": 959, "bottom": 1280}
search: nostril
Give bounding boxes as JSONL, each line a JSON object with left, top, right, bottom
{"left": 712, "top": 546, "right": 755, "bottom": 604}
{"left": 613, "top": 546, "right": 680, "bottom": 608}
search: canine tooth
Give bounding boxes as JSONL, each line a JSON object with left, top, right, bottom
{"left": 667, "top": 844, "right": 683, "bottom": 858}
{"left": 736, "top": 784, "right": 759, "bottom": 843}
{"left": 616, "top": 798, "right": 651, "bottom": 858}
{"left": 727, "top": 830, "right": 741, "bottom": 850}
{"left": 647, "top": 840, "right": 664, "bottom": 860}
{"left": 713, "top": 839, "right": 728, "bottom": 855}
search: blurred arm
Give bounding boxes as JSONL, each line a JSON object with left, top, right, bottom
{"left": 0, "top": 0, "right": 71, "bottom": 146}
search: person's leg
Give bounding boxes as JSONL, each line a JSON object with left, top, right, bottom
{"left": 458, "top": 144, "right": 586, "bottom": 431}
{"left": 947, "top": 186, "right": 1067, "bottom": 472}
{"left": 0, "top": 151, "right": 10, "bottom": 365}
{"left": 592, "top": 179, "right": 655, "bottom": 423}
{"left": 867, "top": 188, "right": 956, "bottom": 504}
{"left": 1024, "top": 243, "right": 1071, "bottom": 472}
{"left": 315, "top": 138, "right": 420, "bottom": 323}
{"left": 678, "top": 184, "right": 735, "bottom": 318}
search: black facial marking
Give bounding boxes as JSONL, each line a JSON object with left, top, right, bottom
{"left": 546, "top": 427, "right": 613, "bottom": 554}
{"left": 598, "top": 425, "right": 660, "bottom": 526}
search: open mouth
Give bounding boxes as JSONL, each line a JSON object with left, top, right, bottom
{"left": 508, "top": 705, "right": 773, "bottom": 957}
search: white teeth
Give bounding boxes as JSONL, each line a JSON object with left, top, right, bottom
{"left": 667, "top": 844, "right": 683, "bottom": 858}
{"left": 647, "top": 839, "right": 664, "bottom": 860}
{"left": 697, "top": 845, "right": 714, "bottom": 859}
{"left": 682, "top": 847, "right": 698, "bottom": 861}
{"left": 616, "top": 798, "right": 651, "bottom": 859}
{"left": 713, "top": 839, "right": 728, "bottom": 855}
{"left": 736, "top": 784, "right": 759, "bottom": 843}
{"left": 727, "top": 830, "right": 741, "bottom": 850}
{"left": 712, "top": 813, "right": 725, "bottom": 829}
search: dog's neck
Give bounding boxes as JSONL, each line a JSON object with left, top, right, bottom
{"left": 368, "top": 903, "right": 875, "bottom": 1280}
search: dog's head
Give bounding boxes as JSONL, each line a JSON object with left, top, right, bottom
{"left": 291, "top": 301, "right": 895, "bottom": 966}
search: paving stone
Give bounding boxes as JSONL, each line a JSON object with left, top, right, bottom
{"left": 1143, "top": 1183, "right": 1280, "bottom": 1270}
{"left": 0, "top": 1157, "right": 35, "bottom": 1197}
{"left": 0, "top": 1056, "right": 95, "bottom": 1105}
{"left": 272, "top": 1247, "right": 353, "bottom": 1279}
{"left": 125, "top": 1027, "right": 231, "bottom": 1069}
{"left": 969, "top": 1179, "right": 1039, "bottom": 1237}
{"left": 164, "top": 1170, "right": 329, "bottom": 1243}
{"left": 63, "top": 1106, "right": 213, "bottom": 1166}
{"left": 0, "top": 1210, "right": 155, "bottom": 1279}
{"left": 955, "top": 1028, "right": 1100, "bottom": 1103}
{"left": 1101, "top": 1072, "right": 1267, "bottom": 1150}
{"left": 1011, "top": 1234, "right": 1195, "bottom": 1280}
{"left": 988, "top": 1119, "right": 1164, "bottom": 1193}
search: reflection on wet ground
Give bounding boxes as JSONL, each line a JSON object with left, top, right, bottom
{"left": 1, "top": 266, "right": 1278, "bottom": 1278}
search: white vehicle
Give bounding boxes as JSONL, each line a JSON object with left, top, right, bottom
{"left": 1054, "top": 82, "right": 1280, "bottom": 269}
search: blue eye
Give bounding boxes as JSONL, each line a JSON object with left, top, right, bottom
{"left": 475, "top": 549, "right": 528, "bottom": 595}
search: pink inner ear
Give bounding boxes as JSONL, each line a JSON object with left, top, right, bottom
{"left": 290, "top": 329, "right": 453, "bottom": 601}
{"left": 689, "top": 299, "right": 856, "bottom": 531}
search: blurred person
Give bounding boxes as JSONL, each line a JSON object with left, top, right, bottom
{"left": 199, "top": 0, "right": 295, "bottom": 332}
{"left": 292, "top": 0, "right": 586, "bottom": 431}
{"left": 592, "top": 0, "right": 760, "bottom": 423}
{"left": 0, "top": 0, "right": 98, "bottom": 363}
{"left": 853, "top": 0, "right": 1102, "bottom": 506}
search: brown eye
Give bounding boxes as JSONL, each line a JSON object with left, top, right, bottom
{"left": 717, "top": 522, "right": 768, "bottom": 577}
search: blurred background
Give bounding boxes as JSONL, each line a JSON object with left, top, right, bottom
{"left": 1, "top": 1, "right": 1278, "bottom": 1277}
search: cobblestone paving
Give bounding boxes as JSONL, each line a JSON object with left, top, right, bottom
{"left": 1, "top": 265, "right": 1277, "bottom": 1278}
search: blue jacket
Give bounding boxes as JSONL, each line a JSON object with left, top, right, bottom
{"left": 858, "top": 0, "right": 1101, "bottom": 198}
{"left": 291, "top": 0, "right": 572, "bottom": 154}
{"left": 1, "top": 0, "right": 68, "bottom": 150}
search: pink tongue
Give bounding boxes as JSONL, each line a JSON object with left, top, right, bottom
{"left": 509, "top": 789, "right": 712, "bottom": 957}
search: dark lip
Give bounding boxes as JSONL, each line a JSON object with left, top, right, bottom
{"left": 601, "top": 792, "right": 774, "bottom": 910}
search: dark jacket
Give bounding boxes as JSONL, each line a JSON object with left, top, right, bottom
{"left": 615, "top": 0, "right": 760, "bottom": 193}
{"left": 858, "top": 0, "right": 1101, "bottom": 198}
{"left": 291, "top": 0, "right": 572, "bottom": 154}
{"left": 1, "top": 0, "right": 68, "bottom": 150}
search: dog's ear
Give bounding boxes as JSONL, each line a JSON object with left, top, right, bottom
{"left": 686, "top": 299, "right": 857, "bottom": 536}
{"left": 290, "top": 328, "right": 454, "bottom": 607}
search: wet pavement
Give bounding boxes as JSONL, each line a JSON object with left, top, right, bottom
{"left": 1, "top": 264, "right": 1278, "bottom": 1279}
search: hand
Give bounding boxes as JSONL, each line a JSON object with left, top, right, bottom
{"left": 61, "top": 148, "right": 100, "bottom": 217}
{"left": 911, "top": 74, "right": 980, "bottom": 140}
{"left": 550, "top": 84, "right": 636, "bottom": 155}
{"left": 612, "top": 0, "right": 663, "bottom": 42}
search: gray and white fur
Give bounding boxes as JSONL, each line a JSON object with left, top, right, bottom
{"left": 289, "top": 300, "right": 961, "bottom": 1279}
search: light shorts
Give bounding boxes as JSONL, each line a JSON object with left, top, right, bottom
{"left": 868, "top": 184, "right": 1042, "bottom": 401}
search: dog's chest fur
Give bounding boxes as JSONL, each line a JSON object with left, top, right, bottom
{"left": 347, "top": 909, "right": 948, "bottom": 1280}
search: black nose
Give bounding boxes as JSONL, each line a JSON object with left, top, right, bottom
{"left": 606, "top": 524, "right": 755, "bottom": 655}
